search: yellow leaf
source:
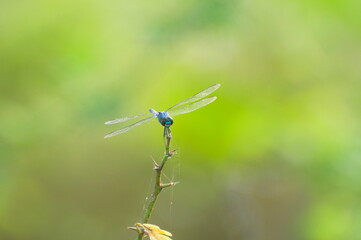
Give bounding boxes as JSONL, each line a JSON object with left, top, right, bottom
{"left": 135, "top": 223, "right": 172, "bottom": 240}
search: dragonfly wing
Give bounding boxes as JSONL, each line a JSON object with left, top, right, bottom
{"left": 167, "top": 96, "right": 217, "bottom": 117}
{"left": 165, "top": 83, "right": 221, "bottom": 111}
{"left": 104, "top": 112, "right": 152, "bottom": 125}
{"left": 104, "top": 116, "right": 156, "bottom": 138}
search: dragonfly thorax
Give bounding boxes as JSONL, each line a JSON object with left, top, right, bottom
{"left": 156, "top": 111, "right": 174, "bottom": 127}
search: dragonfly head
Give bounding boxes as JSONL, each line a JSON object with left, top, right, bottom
{"left": 157, "top": 111, "right": 173, "bottom": 127}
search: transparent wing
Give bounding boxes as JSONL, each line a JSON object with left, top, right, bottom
{"left": 166, "top": 83, "right": 221, "bottom": 111}
{"left": 104, "top": 112, "right": 152, "bottom": 125}
{"left": 167, "top": 96, "right": 217, "bottom": 117}
{"left": 104, "top": 116, "right": 156, "bottom": 138}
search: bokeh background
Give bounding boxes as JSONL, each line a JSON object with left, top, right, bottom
{"left": 1, "top": 0, "right": 361, "bottom": 239}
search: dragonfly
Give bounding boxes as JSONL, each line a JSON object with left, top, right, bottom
{"left": 104, "top": 83, "right": 221, "bottom": 139}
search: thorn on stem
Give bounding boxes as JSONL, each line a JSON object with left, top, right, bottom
{"left": 128, "top": 226, "right": 143, "bottom": 234}
{"left": 152, "top": 157, "right": 159, "bottom": 170}
{"left": 160, "top": 181, "right": 180, "bottom": 188}
{"left": 168, "top": 149, "right": 177, "bottom": 157}
{"left": 171, "top": 181, "right": 180, "bottom": 186}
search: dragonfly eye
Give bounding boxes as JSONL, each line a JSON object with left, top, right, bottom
{"left": 159, "top": 116, "right": 173, "bottom": 127}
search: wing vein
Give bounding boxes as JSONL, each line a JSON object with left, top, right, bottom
{"left": 167, "top": 96, "right": 217, "bottom": 117}
{"left": 166, "top": 83, "right": 220, "bottom": 111}
{"left": 104, "top": 116, "right": 155, "bottom": 138}
{"left": 104, "top": 112, "right": 151, "bottom": 125}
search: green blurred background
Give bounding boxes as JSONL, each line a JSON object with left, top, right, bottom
{"left": 1, "top": 0, "right": 361, "bottom": 239}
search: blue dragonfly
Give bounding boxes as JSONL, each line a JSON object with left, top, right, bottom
{"left": 104, "top": 83, "right": 221, "bottom": 138}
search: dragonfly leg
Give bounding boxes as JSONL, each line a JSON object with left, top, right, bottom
{"left": 164, "top": 127, "right": 172, "bottom": 140}
{"left": 163, "top": 127, "right": 172, "bottom": 148}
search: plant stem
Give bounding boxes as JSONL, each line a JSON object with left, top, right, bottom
{"left": 135, "top": 128, "right": 173, "bottom": 240}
